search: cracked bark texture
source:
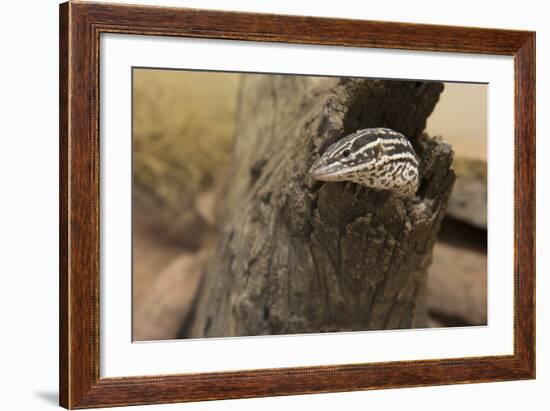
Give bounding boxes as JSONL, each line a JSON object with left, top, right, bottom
{"left": 182, "top": 75, "right": 455, "bottom": 338}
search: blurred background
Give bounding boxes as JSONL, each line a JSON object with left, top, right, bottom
{"left": 132, "top": 69, "right": 487, "bottom": 341}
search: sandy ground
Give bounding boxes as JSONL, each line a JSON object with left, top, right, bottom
{"left": 132, "top": 217, "right": 184, "bottom": 307}
{"left": 132, "top": 213, "right": 206, "bottom": 341}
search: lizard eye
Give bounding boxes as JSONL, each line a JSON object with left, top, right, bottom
{"left": 342, "top": 149, "right": 351, "bottom": 158}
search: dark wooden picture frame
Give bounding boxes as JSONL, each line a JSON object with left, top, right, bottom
{"left": 59, "top": 1, "right": 535, "bottom": 408}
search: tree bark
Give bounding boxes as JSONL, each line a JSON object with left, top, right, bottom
{"left": 182, "top": 75, "right": 455, "bottom": 338}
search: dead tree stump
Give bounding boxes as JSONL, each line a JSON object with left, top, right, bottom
{"left": 182, "top": 75, "right": 455, "bottom": 338}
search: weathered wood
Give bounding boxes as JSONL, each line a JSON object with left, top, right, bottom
{"left": 184, "top": 75, "right": 455, "bottom": 338}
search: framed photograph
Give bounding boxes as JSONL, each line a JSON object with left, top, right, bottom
{"left": 59, "top": 1, "right": 535, "bottom": 408}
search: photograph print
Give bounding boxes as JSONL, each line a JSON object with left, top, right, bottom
{"left": 131, "top": 68, "right": 487, "bottom": 341}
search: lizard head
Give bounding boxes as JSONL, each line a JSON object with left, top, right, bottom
{"left": 309, "top": 128, "right": 419, "bottom": 197}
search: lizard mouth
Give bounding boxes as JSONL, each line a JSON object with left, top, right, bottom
{"left": 309, "top": 160, "right": 341, "bottom": 181}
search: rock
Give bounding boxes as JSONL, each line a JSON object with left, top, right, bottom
{"left": 133, "top": 251, "right": 208, "bottom": 341}
{"left": 446, "top": 176, "right": 487, "bottom": 229}
{"left": 427, "top": 241, "right": 487, "bottom": 326}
